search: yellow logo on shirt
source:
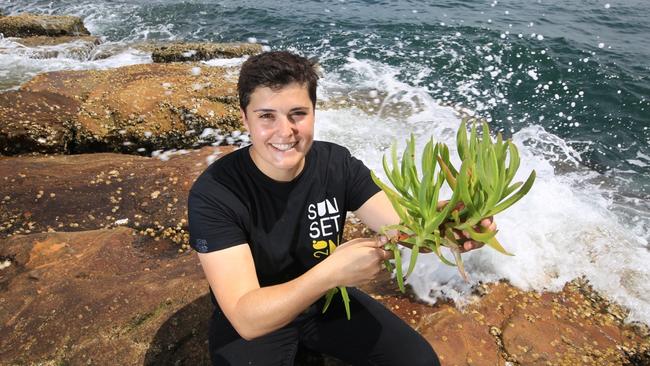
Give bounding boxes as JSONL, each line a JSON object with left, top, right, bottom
{"left": 312, "top": 239, "right": 337, "bottom": 259}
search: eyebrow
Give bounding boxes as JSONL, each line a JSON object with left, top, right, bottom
{"left": 252, "top": 107, "right": 311, "bottom": 113}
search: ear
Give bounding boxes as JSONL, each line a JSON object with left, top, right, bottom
{"left": 240, "top": 108, "right": 250, "bottom": 131}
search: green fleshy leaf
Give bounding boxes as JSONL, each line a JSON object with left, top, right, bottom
{"left": 322, "top": 287, "right": 338, "bottom": 314}
{"left": 502, "top": 181, "right": 523, "bottom": 198}
{"left": 394, "top": 246, "right": 405, "bottom": 293}
{"left": 451, "top": 247, "right": 469, "bottom": 282}
{"left": 486, "top": 236, "right": 514, "bottom": 256}
{"left": 488, "top": 170, "right": 536, "bottom": 216}
{"left": 437, "top": 155, "right": 457, "bottom": 190}
{"left": 457, "top": 119, "right": 468, "bottom": 160}
{"left": 405, "top": 237, "right": 421, "bottom": 277}
{"left": 340, "top": 287, "right": 351, "bottom": 320}
{"left": 504, "top": 141, "right": 520, "bottom": 186}
{"left": 465, "top": 226, "right": 498, "bottom": 242}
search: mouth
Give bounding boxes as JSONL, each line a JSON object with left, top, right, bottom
{"left": 270, "top": 142, "right": 298, "bottom": 151}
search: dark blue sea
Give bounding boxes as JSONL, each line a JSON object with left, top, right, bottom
{"left": 1, "top": 0, "right": 649, "bottom": 324}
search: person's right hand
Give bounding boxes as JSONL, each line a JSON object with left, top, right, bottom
{"left": 322, "top": 236, "right": 393, "bottom": 287}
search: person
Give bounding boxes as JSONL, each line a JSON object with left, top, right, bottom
{"left": 188, "top": 51, "right": 494, "bottom": 366}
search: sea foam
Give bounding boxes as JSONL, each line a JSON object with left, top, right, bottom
{"left": 316, "top": 57, "right": 650, "bottom": 325}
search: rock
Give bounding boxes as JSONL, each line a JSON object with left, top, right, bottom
{"left": 3, "top": 63, "right": 242, "bottom": 154}
{"left": 138, "top": 42, "right": 262, "bottom": 63}
{"left": 363, "top": 275, "right": 650, "bottom": 366}
{"left": 0, "top": 225, "right": 349, "bottom": 365}
{"left": 345, "top": 227, "right": 650, "bottom": 366}
{"left": 69, "top": 63, "right": 241, "bottom": 153}
{"left": 9, "top": 35, "right": 101, "bottom": 47}
{"left": 0, "top": 90, "right": 80, "bottom": 154}
{"left": 0, "top": 227, "right": 211, "bottom": 365}
{"left": 0, "top": 146, "right": 233, "bottom": 241}
{"left": 0, "top": 13, "right": 90, "bottom": 38}
{"left": 1, "top": 148, "right": 649, "bottom": 365}
{"left": 0, "top": 35, "right": 101, "bottom": 60}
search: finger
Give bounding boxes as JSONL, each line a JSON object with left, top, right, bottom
{"left": 463, "top": 240, "right": 485, "bottom": 252}
{"left": 376, "top": 235, "right": 388, "bottom": 247}
{"left": 375, "top": 248, "right": 392, "bottom": 260}
{"left": 480, "top": 217, "right": 492, "bottom": 228}
{"left": 469, "top": 241, "right": 484, "bottom": 250}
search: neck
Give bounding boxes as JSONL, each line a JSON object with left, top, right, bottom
{"left": 249, "top": 149, "right": 305, "bottom": 182}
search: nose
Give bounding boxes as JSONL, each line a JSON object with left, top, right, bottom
{"left": 276, "top": 114, "right": 295, "bottom": 137}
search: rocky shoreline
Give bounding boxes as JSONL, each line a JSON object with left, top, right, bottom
{"left": 1, "top": 12, "right": 649, "bottom": 366}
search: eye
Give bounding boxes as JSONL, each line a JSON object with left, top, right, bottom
{"left": 258, "top": 113, "right": 274, "bottom": 120}
{"left": 289, "top": 111, "right": 308, "bottom": 122}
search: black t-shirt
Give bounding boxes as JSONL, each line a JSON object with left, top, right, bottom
{"left": 188, "top": 141, "right": 381, "bottom": 289}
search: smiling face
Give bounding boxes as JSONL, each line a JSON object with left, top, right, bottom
{"left": 242, "top": 82, "right": 315, "bottom": 182}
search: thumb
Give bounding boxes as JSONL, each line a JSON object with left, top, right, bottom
{"left": 375, "top": 235, "right": 388, "bottom": 248}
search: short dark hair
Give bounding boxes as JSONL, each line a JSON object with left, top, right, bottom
{"left": 238, "top": 51, "right": 319, "bottom": 112}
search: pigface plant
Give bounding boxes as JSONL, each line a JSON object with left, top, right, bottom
{"left": 372, "top": 118, "right": 536, "bottom": 290}
{"left": 322, "top": 118, "right": 535, "bottom": 318}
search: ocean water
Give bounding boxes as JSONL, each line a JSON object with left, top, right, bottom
{"left": 1, "top": 0, "right": 649, "bottom": 324}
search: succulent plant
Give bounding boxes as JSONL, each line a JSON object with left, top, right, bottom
{"left": 435, "top": 119, "right": 536, "bottom": 279}
{"left": 372, "top": 118, "right": 536, "bottom": 289}
{"left": 322, "top": 118, "right": 535, "bottom": 318}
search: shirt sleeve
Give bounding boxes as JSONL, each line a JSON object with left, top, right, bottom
{"left": 187, "top": 179, "right": 249, "bottom": 253}
{"left": 343, "top": 147, "right": 382, "bottom": 211}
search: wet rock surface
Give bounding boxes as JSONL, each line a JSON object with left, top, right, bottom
{"left": 141, "top": 42, "right": 262, "bottom": 63}
{"left": 1, "top": 63, "right": 243, "bottom": 155}
{"left": 0, "top": 13, "right": 90, "bottom": 38}
{"left": 9, "top": 35, "right": 101, "bottom": 47}
{"left": 1, "top": 149, "right": 649, "bottom": 365}
{"left": 0, "top": 35, "right": 102, "bottom": 60}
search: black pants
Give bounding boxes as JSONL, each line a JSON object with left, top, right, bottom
{"left": 209, "top": 288, "right": 440, "bottom": 366}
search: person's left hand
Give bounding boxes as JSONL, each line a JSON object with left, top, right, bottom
{"left": 437, "top": 200, "right": 497, "bottom": 253}
{"left": 456, "top": 216, "right": 497, "bottom": 253}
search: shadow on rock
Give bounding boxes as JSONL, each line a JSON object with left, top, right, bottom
{"left": 143, "top": 294, "right": 212, "bottom": 366}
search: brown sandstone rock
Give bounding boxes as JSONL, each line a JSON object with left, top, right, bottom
{"left": 0, "top": 227, "right": 211, "bottom": 365}
{"left": 359, "top": 276, "right": 650, "bottom": 366}
{"left": 0, "top": 90, "right": 80, "bottom": 154}
{"left": 74, "top": 63, "right": 241, "bottom": 151}
{"left": 142, "top": 42, "right": 262, "bottom": 63}
{"left": 0, "top": 13, "right": 90, "bottom": 38}
{"left": 346, "top": 227, "right": 650, "bottom": 366}
{"left": 4, "top": 63, "right": 242, "bottom": 154}
{"left": 0, "top": 145, "right": 233, "bottom": 242}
